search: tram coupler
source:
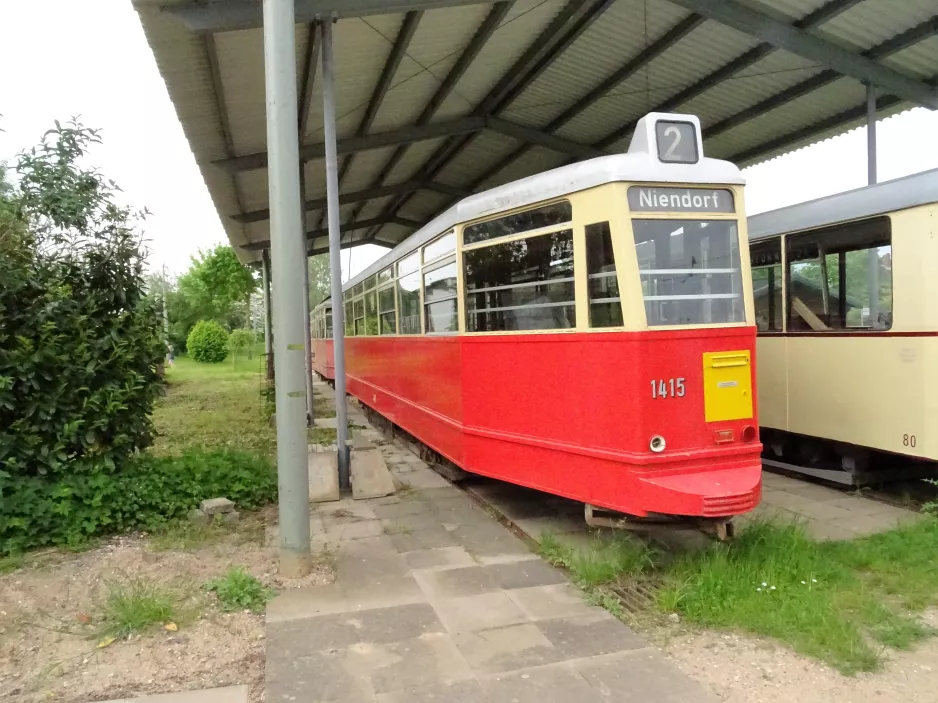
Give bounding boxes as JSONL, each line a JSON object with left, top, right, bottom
{"left": 697, "top": 518, "right": 736, "bottom": 541}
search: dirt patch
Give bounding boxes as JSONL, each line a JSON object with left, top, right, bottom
{"left": 658, "top": 611, "right": 938, "bottom": 703}
{"left": 0, "top": 510, "right": 332, "bottom": 703}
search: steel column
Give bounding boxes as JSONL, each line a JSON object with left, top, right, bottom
{"left": 263, "top": 0, "right": 311, "bottom": 577}
{"left": 301, "top": 171, "right": 315, "bottom": 426}
{"left": 321, "top": 18, "right": 351, "bottom": 491}
{"left": 866, "top": 83, "right": 880, "bottom": 328}
{"left": 262, "top": 250, "right": 273, "bottom": 360}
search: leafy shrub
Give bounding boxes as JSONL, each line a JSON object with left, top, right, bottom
{"left": 0, "top": 449, "right": 277, "bottom": 553}
{"left": 0, "top": 122, "right": 165, "bottom": 484}
{"left": 227, "top": 328, "right": 255, "bottom": 364}
{"left": 206, "top": 567, "right": 275, "bottom": 613}
{"left": 187, "top": 320, "right": 228, "bottom": 363}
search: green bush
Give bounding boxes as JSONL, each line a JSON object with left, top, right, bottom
{"left": 187, "top": 320, "right": 229, "bottom": 363}
{"left": 206, "top": 567, "right": 275, "bottom": 613}
{"left": 227, "top": 328, "right": 255, "bottom": 364}
{"left": 0, "top": 449, "right": 277, "bottom": 553}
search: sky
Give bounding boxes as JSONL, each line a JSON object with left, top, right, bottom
{"left": 2, "top": 1, "right": 937, "bottom": 281}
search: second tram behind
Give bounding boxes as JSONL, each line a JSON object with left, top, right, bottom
{"left": 312, "top": 112, "right": 762, "bottom": 530}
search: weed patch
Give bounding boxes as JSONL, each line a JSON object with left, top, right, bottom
{"left": 99, "top": 579, "right": 180, "bottom": 638}
{"left": 206, "top": 568, "right": 275, "bottom": 613}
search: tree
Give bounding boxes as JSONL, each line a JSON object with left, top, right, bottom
{"left": 308, "top": 253, "right": 331, "bottom": 308}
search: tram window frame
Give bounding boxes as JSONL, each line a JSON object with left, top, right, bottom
{"left": 785, "top": 216, "right": 892, "bottom": 333}
{"left": 463, "top": 200, "right": 572, "bottom": 246}
{"left": 364, "top": 287, "right": 378, "bottom": 335}
{"left": 345, "top": 300, "right": 354, "bottom": 336}
{"left": 325, "top": 307, "right": 332, "bottom": 338}
{"left": 585, "top": 221, "right": 623, "bottom": 328}
{"left": 423, "top": 256, "right": 458, "bottom": 334}
{"left": 750, "top": 238, "right": 783, "bottom": 333}
{"left": 423, "top": 230, "right": 456, "bottom": 265}
{"left": 378, "top": 281, "right": 397, "bottom": 335}
{"left": 464, "top": 227, "right": 576, "bottom": 333}
{"left": 353, "top": 298, "right": 365, "bottom": 336}
{"left": 632, "top": 218, "right": 745, "bottom": 327}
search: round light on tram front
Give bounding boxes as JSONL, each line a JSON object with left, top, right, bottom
{"left": 649, "top": 435, "right": 666, "bottom": 453}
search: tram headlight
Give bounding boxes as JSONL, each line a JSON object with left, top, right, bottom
{"left": 649, "top": 435, "right": 666, "bottom": 453}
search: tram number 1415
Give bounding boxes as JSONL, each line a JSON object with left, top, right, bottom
{"left": 651, "top": 378, "right": 685, "bottom": 399}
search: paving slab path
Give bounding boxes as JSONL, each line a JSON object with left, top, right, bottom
{"left": 265, "top": 437, "right": 716, "bottom": 703}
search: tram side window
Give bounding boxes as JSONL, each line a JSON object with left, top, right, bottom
{"left": 632, "top": 219, "right": 744, "bottom": 326}
{"left": 786, "top": 216, "right": 892, "bottom": 332}
{"left": 325, "top": 309, "right": 332, "bottom": 337}
{"left": 464, "top": 230, "right": 575, "bottom": 332}
{"left": 424, "top": 258, "right": 458, "bottom": 334}
{"left": 464, "top": 201, "right": 572, "bottom": 245}
{"left": 378, "top": 286, "right": 396, "bottom": 335}
{"left": 397, "top": 252, "right": 421, "bottom": 334}
{"left": 353, "top": 298, "right": 365, "bottom": 336}
{"left": 345, "top": 301, "right": 353, "bottom": 336}
{"left": 750, "top": 239, "right": 783, "bottom": 332}
{"left": 365, "top": 287, "right": 378, "bottom": 335}
{"left": 586, "top": 222, "right": 622, "bottom": 328}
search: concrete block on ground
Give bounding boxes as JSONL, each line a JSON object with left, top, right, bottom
{"left": 351, "top": 446, "right": 396, "bottom": 500}
{"left": 314, "top": 415, "right": 338, "bottom": 428}
{"left": 187, "top": 508, "right": 208, "bottom": 525}
{"left": 573, "top": 648, "right": 719, "bottom": 702}
{"left": 308, "top": 447, "right": 340, "bottom": 503}
{"left": 199, "top": 497, "right": 235, "bottom": 515}
{"left": 481, "top": 662, "right": 607, "bottom": 703}
{"left": 103, "top": 686, "right": 248, "bottom": 703}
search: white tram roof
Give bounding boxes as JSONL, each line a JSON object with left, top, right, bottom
{"left": 748, "top": 167, "right": 938, "bottom": 241}
{"left": 339, "top": 113, "right": 743, "bottom": 293}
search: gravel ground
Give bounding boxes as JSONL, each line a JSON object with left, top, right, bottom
{"left": 0, "top": 509, "right": 332, "bottom": 703}
{"left": 660, "top": 611, "right": 938, "bottom": 703}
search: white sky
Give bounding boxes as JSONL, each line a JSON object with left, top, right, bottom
{"left": 2, "top": 1, "right": 937, "bottom": 280}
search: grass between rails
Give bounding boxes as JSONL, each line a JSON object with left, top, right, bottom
{"left": 541, "top": 518, "right": 938, "bottom": 675}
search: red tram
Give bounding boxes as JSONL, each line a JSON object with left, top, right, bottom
{"left": 312, "top": 113, "right": 761, "bottom": 531}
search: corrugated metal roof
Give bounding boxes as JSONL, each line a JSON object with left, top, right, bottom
{"left": 132, "top": 0, "right": 938, "bottom": 263}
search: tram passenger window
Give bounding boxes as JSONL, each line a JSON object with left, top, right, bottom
{"left": 750, "top": 239, "right": 783, "bottom": 332}
{"left": 345, "top": 301, "right": 353, "bottom": 336}
{"left": 464, "top": 230, "right": 575, "bottom": 332}
{"left": 353, "top": 298, "right": 364, "bottom": 336}
{"left": 424, "top": 231, "right": 456, "bottom": 263}
{"left": 325, "top": 311, "right": 332, "bottom": 337}
{"left": 378, "top": 286, "right": 396, "bottom": 335}
{"left": 364, "top": 275, "right": 376, "bottom": 291}
{"left": 632, "top": 219, "right": 744, "bottom": 326}
{"left": 365, "top": 290, "right": 378, "bottom": 335}
{"left": 424, "top": 259, "right": 458, "bottom": 334}
{"left": 464, "top": 201, "right": 572, "bottom": 245}
{"left": 378, "top": 266, "right": 393, "bottom": 284}
{"left": 397, "top": 272, "right": 421, "bottom": 334}
{"left": 786, "top": 217, "right": 892, "bottom": 332}
{"left": 586, "top": 222, "right": 622, "bottom": 328}
{"left": 398, "top": 251, "right": 420, "bottom": 277}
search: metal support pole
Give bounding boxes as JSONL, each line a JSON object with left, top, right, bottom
{"left": 866, "top": 83, "right": 880, "bottom": 328}
{"left": 263, "top": 0, "right": 311, "bottom": 578}
{"left": 262, "top": 250, "right": 273, "bottom": 360}
{"left": 300, "top": 172, "right": 315, "bottom": 426}
{"left": 161, "top": 264, "right": 170, "bottom": 363}
{"left": 322, "top": 17, "right": 350, "bottom": 490}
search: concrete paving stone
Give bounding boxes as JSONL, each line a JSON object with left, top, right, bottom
{"left": 802, "top": 519, "right": 858, "bottom": 541}
{"left": 389, "top": 525, "right": 460, "bottom": 552}
{"left": 827, "top": 512, "right": 914, "bottom": 537}
{"left": 451, "top": 622, "right": 564, "bottom": 674}
{"left": 266, "top": 649, "right": 372, "bottom": 703}
{"left": 344, "top": 632, "right": 473, "bottom": 695}
{"left": 103, "top": 686, "right": 249, "bottom": 703}
{"left": 267, "top": 583, "right": 349, "bottom": 623}
{"left": 506, "top": 583, "right": 599, "bottom": 621}
{"left": 783, "top": 500, "right": 858, "bottom": 522}
{"left": 573, "top": 648, "right": 717, "bottom": 702}
{"left": 483, "top": 559, "right": 567, "bottom": 591}
{"left": 369, "top": 494, "right": 401, "bottom": 505}
{"left": 481, "top": 663, "right": 607, "bottom": 703}
{"left": 512, "top": 514, "right": 587, "bottom": 539}
{"left": 371, "top": 498, "right": 432, "bottom": 520}
{"left": 318, "top": 499, "right": 378, "bottom": 522}
{"left": 782, "top": 481, "right": 850, "bottom": 502}
{"left": 267, "top": 603, "right": 445, "bottom": 654}
{"left": 536, "top": 612, "right": 646, "bottom": 659}
{"left": 413, "top": 565, "right": 500, "bottom": 599}
{"left": 450, "top": 522, "right": 532, "bottom": 559}
{"left": 402, "top": 546, "right": 477, "bottom": 571}
{"left": 309, "top": 451, "right": 341, "bottom": 503}
{"left": 397, "top": 468, "right": 452, "bottom": 489}
{"left": 380, "top": 511, "right": 445, "bottom": 533}
{"left": 375, "top": 679, "right": 486, "bottom": 703}
{"left": 760, "top": 489, "right": 826, "bottom": 512}
{"left": 315, "top": 415, "right": 339, "bottom": 428}
{"left": 432, "top": 591, "right": 529, "bottom": 633}
{"left": 352, "top": 446, "right": 397, "bottom": 500}
{"left": 343, "top": 574, "right": 426, "bottom": 612}
{"left": 416, "top": 485, "right": 467, "bottom": 502}
{"left": 326, "top": 518, "right": 386, "bottom": 542}
{"left": 337, "top": 536, "right": 410, "bottom": 582}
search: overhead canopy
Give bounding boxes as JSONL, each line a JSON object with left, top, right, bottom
{"left": 133, "top": 0, "right": 938, "bottom": 263}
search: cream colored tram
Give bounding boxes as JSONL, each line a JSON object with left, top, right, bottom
{"left": 748, "top": 168, "right": 938, "bottom": 484}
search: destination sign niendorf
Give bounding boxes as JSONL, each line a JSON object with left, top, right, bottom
{"left": 628, "top": 186, "right": 735, "bottom": 213}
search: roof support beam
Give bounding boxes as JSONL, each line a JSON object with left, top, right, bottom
{"left": 592, "top": 0, "right": 864, "bottom": 149}
{"left": 242, "top": 216, "right": 420, "bottom": 251}
{"left": 664, "top": 0, "right": 938, "bottom": 108}
{"left": 705, "top": 15, "right": 938, "bottom": 140}
{"left": 343, "top": 2, "right": 514, "bottom": 233}
{"left": 729, "top": 75, "right": 938, "bottom": 165}
{"left": 233, "top": 180, "right": 469, "bottom": 224}
{"left": 368, "top": 0, "right": 615, "bottom": 239}
{"left": 203, "top": 33, "right": 246, "bottom": 215}
{"left": 162, "top": 0, "right": 488, "bottom": 33}
{"left": 298, "top": 23, "right": 321, "bottom": 139}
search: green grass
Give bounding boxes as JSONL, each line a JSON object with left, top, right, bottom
{"left": 152, "top": 352, "right": 274, "bottom": 458}
{"left": 540, "top": 519, "right": 938, "bottom": 674}
{"left": 99, "top": 579, "right": 181, "bottom": 638}
{"left": 0, "top": 553, "right": 24, "bottom": 574}
{"left": 148, "top": 517, "right": 231, "bottom": 552}
{"left": 206, "top": 567, "right": 275, "bottom": 613}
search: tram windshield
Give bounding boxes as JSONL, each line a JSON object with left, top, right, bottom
{"left": 633, "top": 219, "right": 744, "bottom": 326}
